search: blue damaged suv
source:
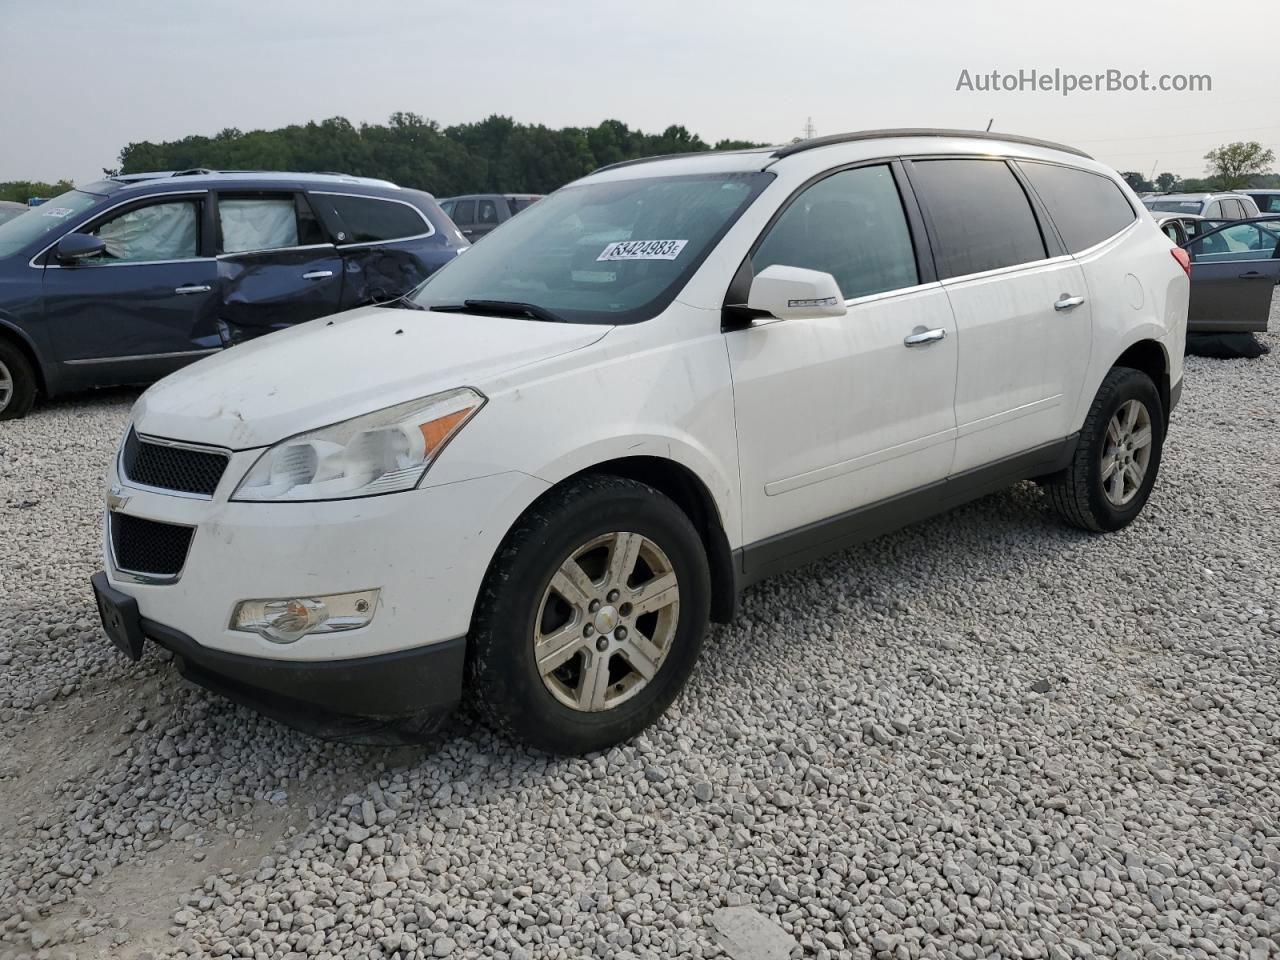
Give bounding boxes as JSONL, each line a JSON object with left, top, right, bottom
{"left": 0, "top": 170, "right": 467, "bottom": 419}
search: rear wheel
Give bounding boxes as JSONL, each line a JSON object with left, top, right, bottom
{"left": 0, "top": 340, "right": 36, "bottom": 420}
{"left": 467, "top": 475, "right": 710, "bottom": 755}
{"left": 1046, "top": 366, "right": 1164, "bottom": 532}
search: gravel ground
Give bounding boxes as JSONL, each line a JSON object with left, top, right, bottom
{"left": 1, "top": 312, "right": 1278, "bottom": 960}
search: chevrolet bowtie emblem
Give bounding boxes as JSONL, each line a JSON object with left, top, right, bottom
{"left": 107, "top": 485, "right": 130, "bottom": 511}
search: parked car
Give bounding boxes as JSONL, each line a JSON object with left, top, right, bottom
{"left": 1181, "top": 217, "right": 1280, "bottom": 332}
{"left": 92, "top": 129, "right": 1187, "bottom": 754}
{"left": 0, "top": 170, "right": 466, "bottom": 419}
{"left": 438, "top": 193, "right": 542, "bottom": 241}
{"left": 0, "top": 201, "right": 27, "bottom": 225}
{"left": 1143, "top": 192, "right": 1260, "bottom": 220}
{"left": 1240, "top": 189, "right": 1280, "bottom": 215}
{"left": 1152, "top": 212, "right": 1223, "bottom": 245}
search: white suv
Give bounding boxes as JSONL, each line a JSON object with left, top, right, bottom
{"left": 93, "top": 129, "right": 1189, "bottom": 754}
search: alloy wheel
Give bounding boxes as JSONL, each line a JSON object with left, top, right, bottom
{"left": 534, "top": 531, "right": 680, "bottom": 712}
{"left": 0, "top": 359, "right": 11, "bottom": 412}
{"left": 1101, "top": 398, "right": 1153, "bottom": 506}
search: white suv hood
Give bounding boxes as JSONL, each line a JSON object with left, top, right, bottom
{"left": 132, "top": 306, "right": 611, "bottom": 449}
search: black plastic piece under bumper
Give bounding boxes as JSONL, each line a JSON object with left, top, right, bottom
{"left": 111, "top": 592, "right": 467, "bottom": 743}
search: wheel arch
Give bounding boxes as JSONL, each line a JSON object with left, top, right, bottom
{"left": 1113, "top": 337, "right": 1171, "bottom": 424}
{"left": 565, "top": 455, "right": 738, "bottom": 623}
{"left": 0, "top": 318, "right": 48, "bottom": 397}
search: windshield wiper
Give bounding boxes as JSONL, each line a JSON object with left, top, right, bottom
{"left": 429, "top": 299, "right": 568, "bottom": 323}
{"left": 378, "top": 295, "right": 427, "bottom": 310}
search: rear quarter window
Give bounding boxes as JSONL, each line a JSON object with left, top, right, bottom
{"left": 1018, "top": 162, "right": 1136, "bottom": 253}
{"left": 311, "top": 193, "right": 430, "bottom": 244}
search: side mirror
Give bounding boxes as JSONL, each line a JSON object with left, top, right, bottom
{"left": 746, "top": 264, "right": 847, "bottom": 320}
{"left": 55, "top": 233, "right": 105, "bottom": 263}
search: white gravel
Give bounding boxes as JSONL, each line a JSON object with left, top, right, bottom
{"left": 1, "top": 313, "right": 1278, "bottom": 960}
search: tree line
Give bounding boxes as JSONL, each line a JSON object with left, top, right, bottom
{"left": 112, "top": 114, "right": 762, "bottom": 197}
{"left": 2, "top": 117, "right": 1274, "bottom": 204}
{"left": 1120, "top": 141, "right": 1277, "bottom": 194}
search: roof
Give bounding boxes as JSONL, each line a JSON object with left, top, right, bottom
{"left": 92, "top": 169, "right": 401, "bottom": 193}
{"left": 592, "top": 128, "right": 1092, "bottom": 177}
{"left": 437, "top": 193, "right": 546, "bottom": 202}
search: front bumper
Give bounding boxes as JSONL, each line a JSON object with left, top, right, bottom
{"left": 99, "top": 445, "right": 549, "bottom": 734}
{"left": 94, "top": 572, "right": 465, "bottom": 741}
{"left": 102, "top": 464, "right": 547, "bottom": 661}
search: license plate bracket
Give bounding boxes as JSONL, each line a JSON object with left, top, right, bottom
{"left": 90, "top": 572, "right": 146, "bottom": 661}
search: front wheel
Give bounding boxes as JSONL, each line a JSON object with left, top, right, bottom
{"left": 1046, "top": 366, "right": 1165, "bottom": 532}
{"left": 467, "top": 475, "right": 711, "bottom": 755}
{"left": 0, "top": 340, "right": 36, "bottom": 420}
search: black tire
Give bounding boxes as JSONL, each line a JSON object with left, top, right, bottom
{"left": 467, "top": 475, "right": 711, "bottom": 755}
{"left": 1046, "top": 366, "right": 1165, "bottom": 532}
{"left": 0, "top": 339, "right": 36, "bottom": 420}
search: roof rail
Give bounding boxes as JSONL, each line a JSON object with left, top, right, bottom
{"left": 590, "top": 129, "right": 1092, "bottom": 177}
{"left": 593, "top": 146, "right": 773, "bottom": 175}
{"left": 171, "top": 168, "right": 216, "bottom": 177}
{"left": 770, "top": 128, "right": 1092, "bottom": 160}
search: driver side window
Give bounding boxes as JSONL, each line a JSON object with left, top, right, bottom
{"left": 1188, "top": 223, "right": 1280, "bottom": 262}
{"left": 87, "top": 200, "right": 199, "bottom": 263}
{"left": 752, "top": 165, "right": 919, "bottom": 301}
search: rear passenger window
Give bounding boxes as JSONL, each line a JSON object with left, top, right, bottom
{"left": 1204, "top": 201, "right": 1223, "bottom": 218}
{"left": 218, "top": 195, "right": 299, "bottom": 253}
{"left": 1018, "top": 162, "right": 1136, "bottom": 253}
{"left": 478, "top": 199, "right": 499, "bottom": 225}
{"left": 313, "top": 195, "right": 429, "bottom": 244}
{"left": 452, "top": 199, "right": 476, "bottom": 226}
{"left": 908, "top": 159, "right": 1047, "bottom": 278}
{"left": 752, "top": 164, "right": 919, "bottom": 300}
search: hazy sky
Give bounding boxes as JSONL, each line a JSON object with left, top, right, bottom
{"left": 3, "top": 0, "right": 1276, "bottom": 185}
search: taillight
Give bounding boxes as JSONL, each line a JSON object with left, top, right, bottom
{"left": 1171, "top": 247, "right": 1191, "bottom": 277}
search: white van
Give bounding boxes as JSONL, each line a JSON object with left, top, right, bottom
{"left": 93, "top": 129, "right": 1189, "bottom": 754}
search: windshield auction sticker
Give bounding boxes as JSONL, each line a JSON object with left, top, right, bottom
{"left": 597, "top": 239, "right": 688, "bottom": 261}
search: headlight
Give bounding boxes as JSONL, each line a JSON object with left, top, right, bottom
{"left": 232, "top": 387, "right": 485, "bottom": 502}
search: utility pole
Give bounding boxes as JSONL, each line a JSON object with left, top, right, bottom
{"left": 803, "top": 117, "right": 817, "bottom": 140}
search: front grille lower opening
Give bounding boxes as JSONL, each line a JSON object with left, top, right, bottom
{"left": 111, "top": 513, "right": 195, "bottom": 578}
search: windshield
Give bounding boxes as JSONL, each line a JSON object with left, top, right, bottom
{"left": 1146, "top": 199, "right": 1203, "bottom": 214}
{"left": 0, "top": 189, "right": 102, "bottom": 259}
{"left": 411, "top": 172, "right": 773, "bottom": 324}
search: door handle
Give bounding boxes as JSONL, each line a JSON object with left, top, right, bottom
{"left": 1054, "top": 295, "right": 1086, "bottom": 311}
{"left": 173, "top": 285, "right": 211, "bottom": 295}
{"left": 1238, "top": 271, "right": 1269, "bottom": 280}
{"left": 903, "top": 328, "right": 947, "bottom": 347}
{"left": 302, "top": 270, "right": 334, "bottom": 280}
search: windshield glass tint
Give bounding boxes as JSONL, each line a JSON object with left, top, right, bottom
{"left": 411, "top": 172, "right": 772, "bottom": 323}
{"left": 1146, "top": 200, "right": 1203, "bottom": 214}
{"left": 0, "top": 190, "right": 102, "bottom": 258}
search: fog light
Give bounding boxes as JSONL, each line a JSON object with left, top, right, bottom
{"left": 231, "top": 589, "right": 379, "bottom": 644}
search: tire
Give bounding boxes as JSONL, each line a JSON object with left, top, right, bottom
{"left": 467, "top": 475, "right": 711, "bottom": 755}
{"left": 0, "top": 339, "right": 36, "bottom": 421}
{"left": 1046, "top": 366, "right": 1165, "bottom": 532}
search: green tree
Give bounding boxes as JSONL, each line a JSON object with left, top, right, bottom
{"left": 1154, "top": 172, "right": 1180, "bottom": 193}
{"left": 1120, "top": 171, "right": 1152, "bottom": 193}
{"left": 0, "top": 179, "right": 74, "bottom": 203}
{"left": 115, "top": 114, "right": 767, "bottom": 196}
{"left": 1203, "top": 141, "right": 1276, "bottom": 190}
